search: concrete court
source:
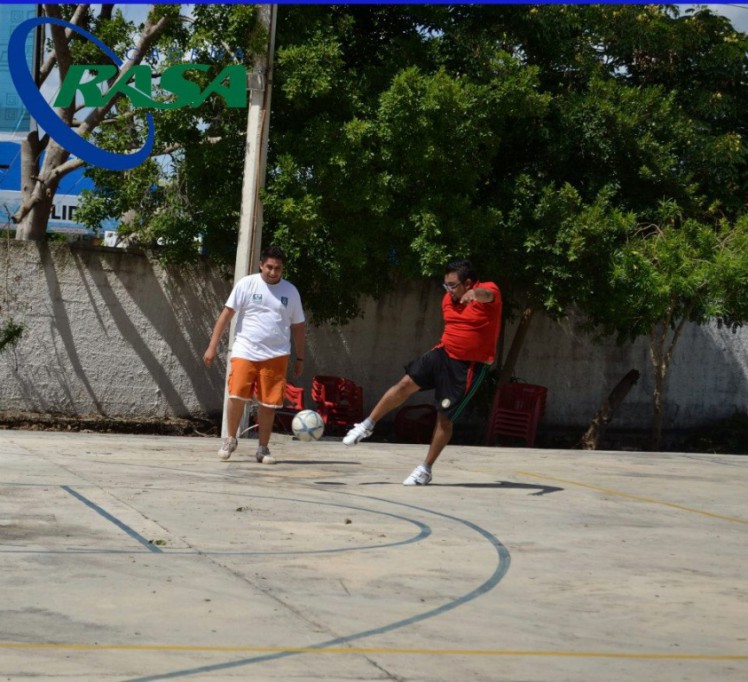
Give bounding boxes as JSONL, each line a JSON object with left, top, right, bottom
{"left": 0, "top": 429, "right": 746, "bottom": 682}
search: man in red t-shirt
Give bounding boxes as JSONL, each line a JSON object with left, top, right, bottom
{"left": 343, "top": 260, "right": 502, "bottom": 486}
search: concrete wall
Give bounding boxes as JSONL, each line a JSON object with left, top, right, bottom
{"left": 1, "top": 241, "right": 746, "bottom": 432}
{"left": 506, "top": 311, "right": 748, "bottom": 433}
{"left": 0, "top": 241, "right": 228, "bottom": 418}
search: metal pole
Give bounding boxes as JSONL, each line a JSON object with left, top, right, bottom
{"left": 221, "top": 4, "right": 277, "bottom": 438}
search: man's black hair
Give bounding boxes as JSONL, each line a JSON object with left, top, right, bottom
{"left": 260, "top": 244, "right": 286, "bottom": 264}
{"left": 446, "top": 259, "right": 477, "bottom": 283}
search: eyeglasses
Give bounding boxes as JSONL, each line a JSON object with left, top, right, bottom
{"left": 442, "top": 281, "right": 461, "bottom": 291}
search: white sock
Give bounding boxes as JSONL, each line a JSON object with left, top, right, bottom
{"left": 362, "top": 417, "right": 375, "bottom": 430}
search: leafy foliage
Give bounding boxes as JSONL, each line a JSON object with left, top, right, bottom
{"left": 76, "top": 4, "right": 264, "bottom": 264}
{"left": 0, "top": 319, "right": 25, "bottom": 354}
{"left": 74, "top": 5, "right": 748, "bottom": 341}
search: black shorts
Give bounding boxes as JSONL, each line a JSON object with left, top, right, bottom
{"left": 405, "top": 347, "right": 490, "bottom": 421}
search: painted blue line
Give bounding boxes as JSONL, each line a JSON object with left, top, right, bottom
{"left": 222, "top": 493, "right": 433, "bottom": 554}
{"left": 61, "top": 486, "right": 162, "bottom": 554}
{"left": 122, "top": 492, "right": 511, "bottom": 681}
{"left": 0, "top": 493, "right": 430, "bottom": 557}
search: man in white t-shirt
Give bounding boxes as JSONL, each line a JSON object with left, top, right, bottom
{"left": 203, "top": 245, "right": 306, "bottom": 463}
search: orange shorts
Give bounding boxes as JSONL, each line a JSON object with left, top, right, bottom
{"left": 228, "top": 356, "right": 289, "bottom": 408}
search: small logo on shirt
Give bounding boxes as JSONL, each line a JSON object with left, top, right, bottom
{"left": 252, "top": 294, "right": 263, "bottom": 302}
{"left": 281, "top": 296, "right": 289, "bottom": 307}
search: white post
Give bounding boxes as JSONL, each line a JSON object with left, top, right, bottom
{"left": 222, "top": 4, "right": 277, "bottom": 438}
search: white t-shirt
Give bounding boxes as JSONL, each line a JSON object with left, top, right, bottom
{"left": 226, "top": 274, "right": 305, "bottom": 361}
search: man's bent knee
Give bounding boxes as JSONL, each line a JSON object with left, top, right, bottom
{"left": 396, "top": 375, "right": 420, "bottom": 393}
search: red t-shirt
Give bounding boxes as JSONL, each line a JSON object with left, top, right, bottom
{"left": 438, "top": 281, "right": 502, "bottom": 363}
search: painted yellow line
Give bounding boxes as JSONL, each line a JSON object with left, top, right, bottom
{"left": 517, "top": 470, "right": 748, "bottom": 525}
{"left": 0, "top": 642, "right": 745, "bottom": 660}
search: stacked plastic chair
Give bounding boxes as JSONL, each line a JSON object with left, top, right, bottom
{"left": 485, "top": 383, "right": 548, "bottom": 447}
{"left": 273, "top": 383, "right": 305, "bottom": 434}
{"left": 311, "top": 375, "right": 364, "bottom": 437}
{"left": 246, "top": 382, "right": 305, "bottom": 435}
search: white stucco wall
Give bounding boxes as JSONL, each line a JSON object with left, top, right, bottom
{"left": 0, "top": 242, "right": 229, "bottom": 418}
{"left": 505, "top": 311, "right": 748, "bottom": 432}
{"left": 1, "top": 241, "right": 746, "bottom": 432}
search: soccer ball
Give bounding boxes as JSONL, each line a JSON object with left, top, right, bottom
{"left": 291, "top": 410, "right": 325, "bottom": 441}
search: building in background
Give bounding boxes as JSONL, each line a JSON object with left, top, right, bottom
{"left": 0, "top": 4, "right": 34, "bottom": 136}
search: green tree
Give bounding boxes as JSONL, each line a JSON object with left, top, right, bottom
{"left": 75, "top": 3, "right": 265, "bottom": 262}
{"left": 581, "top": 207, "right": 748, "bottom": 450}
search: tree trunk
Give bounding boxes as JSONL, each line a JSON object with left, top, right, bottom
{"left": 651, "top": 350, "right": 667, "bottom": 451}
{"left": 648, "top": 308, "right": 690, "bottom": 451}
{"left": 14, "top": 139, "right": 69, "bottom": 240}
{"left": 581, "top": 369, "right": 640, "bottom": 450}
{"left": 498, "top": 306, "right": 534, "bottom": 385}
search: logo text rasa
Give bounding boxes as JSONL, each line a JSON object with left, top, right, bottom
{"left": 54, "top": 64, "right": 247, "bottom": 109}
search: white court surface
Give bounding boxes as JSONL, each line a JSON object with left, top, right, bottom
{"left": 0, "top": 430, "right": 746, "bottom": 682}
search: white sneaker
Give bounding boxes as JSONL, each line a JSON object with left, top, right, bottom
{"left": 256, "top": 445, "right": 276, "bottom": 465}
{"left": 218, "top": 437, "right": 238, "bottom": 461}
{"left": 403, "top": 464, "right": 432, "bottom": 486}
{"left": 343, "top": 422, "right": 373, "bottom": 446}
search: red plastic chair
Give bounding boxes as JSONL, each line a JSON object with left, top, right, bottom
{"left": 486, "top": 383, "right": 547, "bottom": 447}
{"left": 273, "top": 383, "right": 305, "bottom": 434}
{"left": 249, "top": 383, "right": 305, "bottom": 434}
{"left": 394, "top": 404, "right": 437, "bottom": 444}
{"left": 311, "top": 375, "right": 363, "bottom": 436}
